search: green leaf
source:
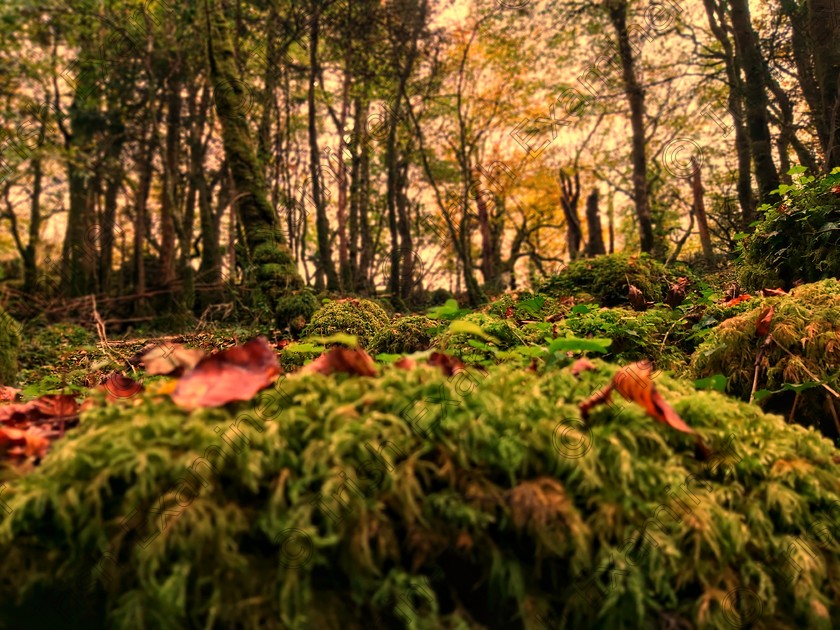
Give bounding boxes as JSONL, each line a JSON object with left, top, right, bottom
{"left": 787, "top": 165, "right": 807, "bottom": 175}
{"left": 467, "top": 339, "right": 494, "bottom": 352}
{"left": 447, "top": 320, "right": 500, "bottom": 343}
{"left": 374, "top": 353, "right": 402, "bottom": 363}
{"left": 571, "top": 304, "right": 592, "bottom": 315}
{"left": 284, "top": 342, "right": 325, "bottom": 353}
{"left": 753, "top": 389, "right": 773, "bottom": 402}
{"left": 547, "top": 336, "right": 611, "bottom": 354}
{"left": 694, "top": 374, "right": 727, "bottom": 392}
{"left": 307, "top": 333, "right": 359, "bottom": 347}
{"left": 427, "top": 299, "right": 468, "bottom": 320}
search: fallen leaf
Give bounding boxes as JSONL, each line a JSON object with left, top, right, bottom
{"left": 33, "top": 394, "right": 79, "bottom": 419}
{"left": 760, "top": 287, "right": 787, "bottom": 297}
{"left": 0, "top": 426, "right": 50, "bottom": 459}
{"left": 755, "top": 306, "right": 775, "bottom": 337}
{"left": 723, "top": 294, "right": 752, "bottom": 307}
{"left": 504, "top": 305, "right": 514, "bottom": 319}
{"left": 0, "top": 386, "right": 21, "bottom": 403}
{"left": 571, "top": 358, "right": 596, "bottom": 376}
{"left": 628, "top": 284, "right": 651, "bottom": 311}
{"left": 300, "top": 346, "right": 378, "bottom": 377}
{"left": 100, "top": 373, "right": 145, "bottom": 401}
{"left": 171, "top": 337, "right": 281, "bottom": 410}
{"left": 665, "top": 277, "right": 689, "bottom": 308}
{"left": 427, "top": 352, "right": 466, "bottom": 376}
{"left": 395, "top": 356, "right": 417, "bottom": 370}
{"left": 138, "top": 343, "right": 206, "bottom": 376}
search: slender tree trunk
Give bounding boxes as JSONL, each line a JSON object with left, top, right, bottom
{"left": 690, "top": 157, "right": 715, "bottom": 264}
{"left": 559, "top": 169, "right": 582, "bottom": 260}
{"left": 607, "top": 0, "right": 655, "bottom": 254}
{"left": 808, "top": 0, "right": 840, "bottom": 169}
{"left": 585, "top": 188, "right": 606, "bottom": 257}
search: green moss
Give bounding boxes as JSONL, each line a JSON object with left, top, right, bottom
{"left": 433, "top": 312, "right": 530, "bottom": 363}
{"left": 690, "top": 279, "right": 840, "bottom": 437}
{"left": 369, "top": 316, "right": 438, "bottom": 355}
{"left": 0, "top": 309, "right": 21, "bottom": 385}
{"left": 302, "top": 298, "right": 390, "bottom": 348}
{"left": 541, "top": 253, "right": 691, "bottom": 307}
{"left": 275, "top": 290, "right": 319, "bottom": 334}
{"left": 486, "top": 291, "right": 569, "bottom": 321}
{"left": 1, "top": 362, "right": 839, "bottom": 628}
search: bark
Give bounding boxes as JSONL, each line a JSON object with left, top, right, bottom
{"left": 204, "top": 0, "right": 303, "bottom": 300}
{"left": 585, "top": 188, "right": 606, "bottom": 257}
{"left": 690, "top": 156, "right": 715, "bottom": 264}
{"left": 607, "top": 0, "right": 655, "bottom": 254}
{"left": 729, "top": 0, "right": 780, "bottom": 202}
{"left": 558, "top": 169, "right": 582, "bottom": 260}
{"left": 808, "top": 0, "right": 840, "bottom": 169}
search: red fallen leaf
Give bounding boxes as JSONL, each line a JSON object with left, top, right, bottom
{"left": 0, "top": 401, "right": 38, "bottom": 425}
{"left": 300, "top": 346, "right": 378, "bottom": 377}
{"left": 99, "top": 373, "right": 145, "bottom": 401}
{"left": 504, "top": 305, "right": 514, "bottom": 319}
{"left": 831, "top": 184, "right": 840, "bottom": 196}
{"left": 579, "top": 362, "right": 710, "bottom": 458}
{"left": 0, "top": 426, "right": 50, "bottom": 458}
{"left": 138, "top": 343, "right": 206, "bottom": 376}
{"left": 33, "top": 394, "right": 79, "bottom": 418}
{"left": 395, "top": 357, "right": 417, "bottom": 370}
{"left": 755, "top": 306, "right": 775, "bottom": 337}
{"left": 0, "top": 386, "right": 21, "bottom": 403}
{"left": 427, "top": 352, "right": 466, "bottom": 377}
{"left": 276, "top": 339, "right": 291, "bottom": 350}
{"left": 171, "top": 337, "right": 281, "bottom": 410}
{"left": 760, "top": 287, "right": 787, "bottom": 297}
{"left": 723, "top": 294, "right": 752, "bottom": 308}
{"left": 571, "top": 358, "right": 596, "bottom": 376}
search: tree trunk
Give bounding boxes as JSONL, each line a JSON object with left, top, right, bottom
{"left": 558, "top": 169, "right": 582, "bottom": 259}
{"left": 204, "top": 0, "right": 303, "bottom": 307}
{"left": 808, "top": 0, "right": 840, "bottom": 169}
{"left": 607, "top": 0, "right": 655, "bottom": 254}
{"left": 585, "top": 188, "right": 606, "bottom": 257}
{"left": 729, "top": 0, "right": 781, "bottom": 202}
{"left": 690, "top": 156, "right": 715, "bottom": 264}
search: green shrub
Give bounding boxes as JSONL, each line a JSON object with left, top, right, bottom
{"left": 369, "top": 316, "right": 438, "bottom": 355}
{"left": 1, "top": 362, "right": 839, "bottom": 628}
{"left": 0, "top": 308, "right": 21, "bottom": 385}
{"left": 739, "top": 167, "right": 840, "bottom": 290}
{"left": 302, "top": 299, "right": 390, "bottom": 348}
{"left": 690, "top": 279, "right": 840, "bottom": 437}
{"left": 433, "top": 312, "right": 532, "bottom": 363}
{"left": 540, "top": 253, "right": 689, "bottom": 307}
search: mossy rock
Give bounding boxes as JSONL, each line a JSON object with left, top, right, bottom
{"left": 302, "top": 298, "right": 390, "bottom": 348}
{"left": 0, "top": 309, "right": 21, "bottom": 385}
{"left": 689, "top": 279, "right": 840, "bottom": 438}
{"left": 275, "top": 290, "right": 319, "bottom": 334}
{"left": 1, "top": 362, "right": 839, "bottom": 628}
{"left": 541, "top": 253, "right": 690, "bottom": 307}
{"left": 369, "top": 315, "right": 438, "bottom": 355}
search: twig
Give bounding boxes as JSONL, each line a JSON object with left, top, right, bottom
{"left": 770, "top": 337, "right": 840, "bottom": 399}
{"left": 749, "top": 336, "right": 773, "bottom": 404}
{"left": 788, "top": 392, "right": 800, "bottom": 424}
{"left": 827, "top": 393, "right": 840, "bottom": 436}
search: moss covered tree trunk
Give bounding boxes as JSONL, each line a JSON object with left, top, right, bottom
{"left": 204, "top": 0, "right": 303, "bottom": 311}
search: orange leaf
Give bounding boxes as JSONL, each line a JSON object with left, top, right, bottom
{"left": 300, "top": 346, "right": 378, "bottom": 377}
{"left": 427, "top": 352, "right": 466, "bottom": 377}
{"left": 171, "top": 337, "right": 280, "bottom": 410}
{"left": 32, "top": 394, "right": 79, "bottom": 418}
{"left": 0, "top": 386, "right": 21, "bottom": 403}
{"left": 611, "top": 363, "right": 697, "bottom": 435}
{"left": 755, "top": 306, "right": 775, "bottom": 337}
{"left": 723, "top": 294, "right": 752, "bottom": 307}
{"left": 394, "top": 357, "right": 417, "bottom": 370}
{"left": 99, "top": 373, "right": 145, "bottom": 401}
{"left": 760, "top": 287, "right": 787, "bottom": 297}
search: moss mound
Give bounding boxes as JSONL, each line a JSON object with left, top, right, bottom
{"left": 0, "top": 308, "right": 21, "bottom": 385}
{"left": 302, "top": 298, "right": 390, "bottom": 348}
{"left": 540, "top": 253, "right": 690, "bottom": 307}
{"left": 275, "top": 289, "right": 319, "bottom": 334}
{"left": 1, "top": 362, "right": 839, "bottom": 628}
{"left": 369, "top": 315, "right": 438, "bottom": 355}
{"left": 689, "top": 279, "right": 840, "bottom": 437}
{"left": 433, "top": 312, "right": 540, "bottom": 363}
{"left": 739, "top": 168, "right": 840, "bottom": 290}
{"left": 486, "top": 292, "right": 568, "bottom": 321}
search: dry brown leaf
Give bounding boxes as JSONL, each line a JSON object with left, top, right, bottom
{"left": 139, "top": 343, "right": 206, "bottom": 376}
{"left": 394, "top": 357, "right": 417, "bottom": 370}
{"left": 723, "top": 294, "right": 752, "bottom": 308}
{"left": 427, "top": 352, "right": 466, "bottom": 376}
{"left": 760, "top": 287, "right": 788, "bottom": 297}
{"left": 300, "top": 346, "right": 378, "bottom": 377}
{"left": 171, "top": 337, "right": 280, "bottom": 410}
{"left": 628, "top": 284, "right": 648, "bottom": 311}
{"left": 0, "top": 426, "right": 50, "bottom": 459}
{"left": 99, "top": 373, "right": 145, "bottom": 401}
{"left": 665, "top": 277, "right": 689, "bottom": 308}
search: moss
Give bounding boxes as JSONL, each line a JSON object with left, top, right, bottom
{"left": 0, "top": 309, "right": 21, "bottom": 385}
{"left": 302, "top": 298, "right": 390, "bottom": 348}
{"left": 275, "top": 290, "right": 319, "bottom": 334}
{"left": 433, "top": 312, "right": 529, "bottom": 363}
{"left": 690, "top": 279, "right": 840, "bottom": 437}
{"left": 541, "top": 253, "right": 690, "bottom": 307}
{"left": 737, "top": 262, "right": 784, "bottom": 292}
{"left": 428, "top": 288, "right": 454, "bottom": 306}
{"left": 369, "top": 315, "right": 438, "bottom": 355}
{"left": 1, "top": 362, "right": 839, "bottom": 628}
{"left": 486, "top": 291, "right": 569, "bottom": 321}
